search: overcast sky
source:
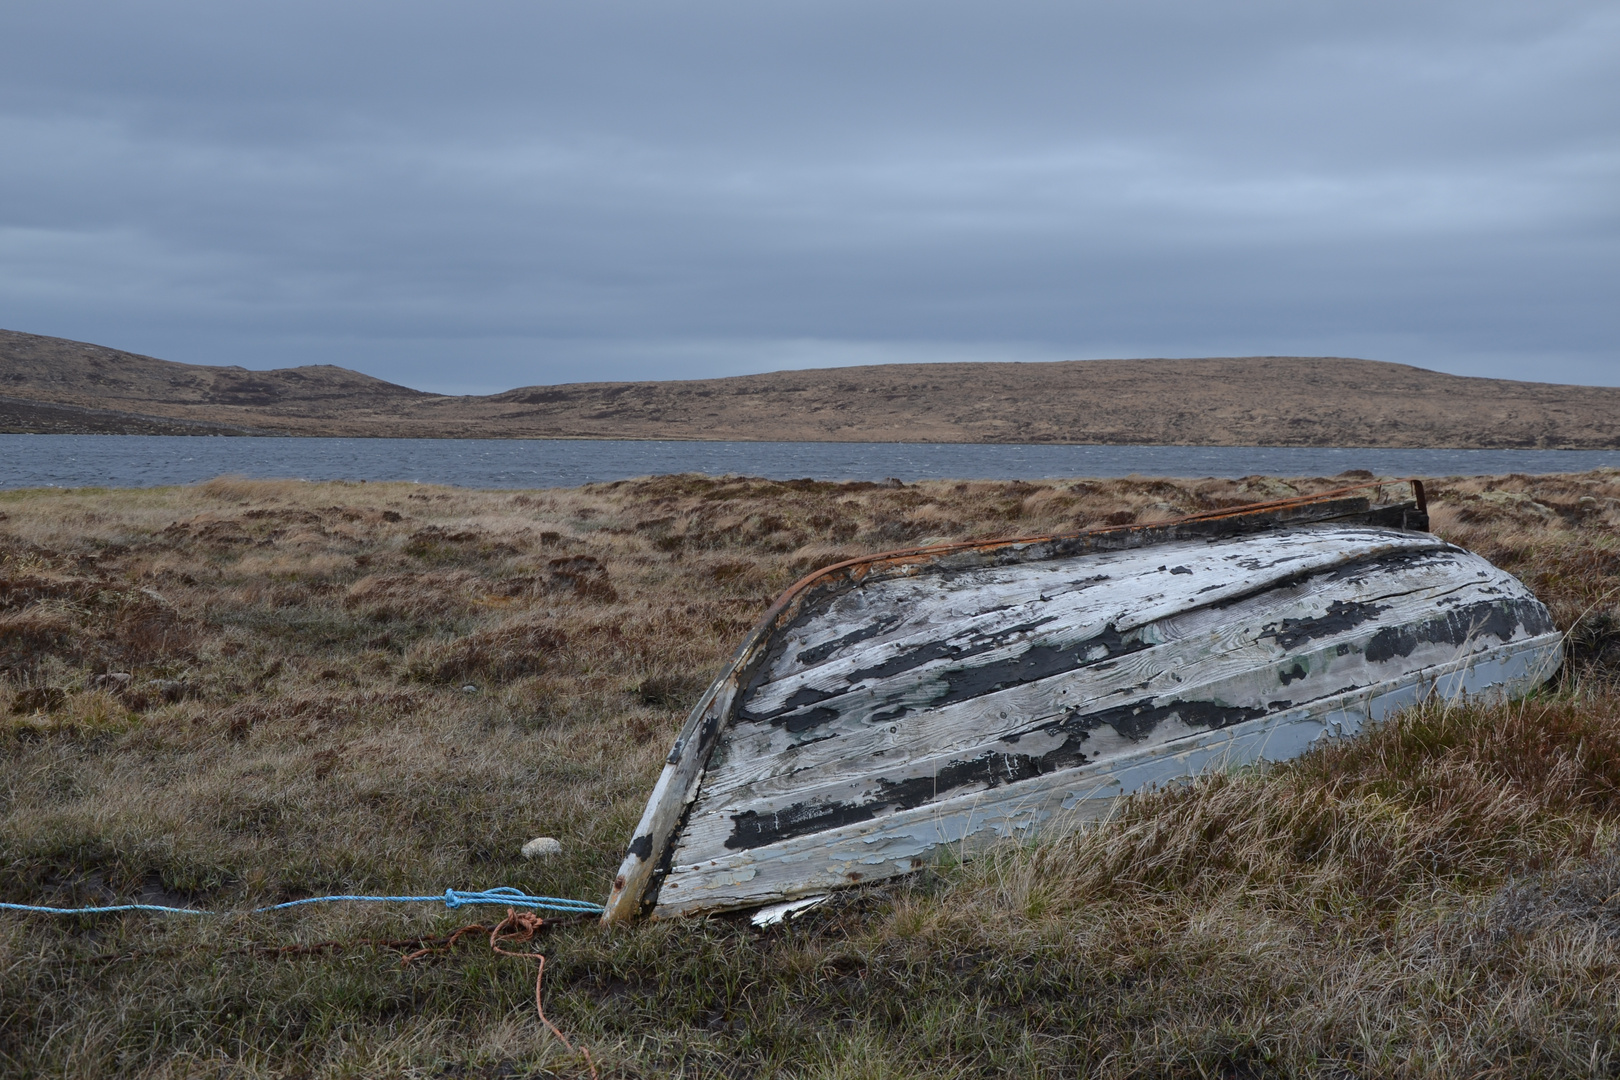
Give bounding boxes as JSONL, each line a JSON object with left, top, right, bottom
{"left": 1, "top": 1, "right": 1615, "bottom": 394}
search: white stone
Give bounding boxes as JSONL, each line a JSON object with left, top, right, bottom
{"left": 521, "top": 837, "right": 562, "bottom": 858}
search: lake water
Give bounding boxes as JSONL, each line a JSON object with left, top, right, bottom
{"left": 4, "top": 435, "right": 1619, "bottom": 490}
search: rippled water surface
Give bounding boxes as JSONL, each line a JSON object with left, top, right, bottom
{"left": 4, "top": 435, "right": 1619, "bottom": 490}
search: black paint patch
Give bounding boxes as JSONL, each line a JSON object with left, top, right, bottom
{"left": 1057, "top": 697, "right": 1270, "bottom": 742}
{"left": 927, "top": 623, "right": 1149, "bottom": 708}
{"left": 844, "top": 616, "right": 1062, "bottom": 685}
{"left": 1169, "top": 565, "right": 1193, "bottom": 575}
{"left": 727, "top": 802, "right": 873, "bottom": 850}
{"left": 745, "top": 622, "right": 1148, "bottom": 727}
{"left": 783, "top": 685, "right": 839, "bottom": 710}
{"left": 1279, "top": 662, "right": 1307, "bottom": 685}
{"left": 795, "top": 615, "right": 902, "bottom": 667}
{"left": 784, "top": 706, "right": 842, "bottom": 734}
{"left": 741, "top": 685, "right": 841, "bottom": 726}
{"left": 723, "top": 735, "right": 1096, "bottom": 850}
{"left": 1263, "top": 599, "right": 1387, "bottom": 651}
{"left": 1364, "top": 598, "right": 1551, "bottom": 664}
{"left": 627, "top": 833, "right": 654, "bottom": 860}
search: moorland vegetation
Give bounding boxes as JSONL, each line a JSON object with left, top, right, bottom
{"left": 6, "top": 470, "right": 1620, "bottom": 1077}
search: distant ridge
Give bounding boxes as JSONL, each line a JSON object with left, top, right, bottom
{"left": 3, "top": 328, "right": 1618, "bottom": 449}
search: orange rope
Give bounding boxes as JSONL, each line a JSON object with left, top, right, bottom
{"left": 406, "top": 908, "right": 597, "bottom": 1079}
{"left": 398, "top": 919, "right": 493, "bottom": 963}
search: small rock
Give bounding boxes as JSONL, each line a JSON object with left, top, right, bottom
{"left": 93, "top": 672, "right": 133, "bottom": 689}
{"left": 461, "top": 684, "right": 479, "bottom": 693}
{"left": 522, "top": 837, "right": 562, "bottom": 859}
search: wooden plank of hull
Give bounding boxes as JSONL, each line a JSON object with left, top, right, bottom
{"left": 653, "top": 634, "right": 1562, "bottom": 916}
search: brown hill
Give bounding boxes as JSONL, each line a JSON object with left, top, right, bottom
{"left": 0, "top": 329, "right": 428, "bottom": 432}
{"left": 3, "top": 328, "right": 1617, "bottom": 447}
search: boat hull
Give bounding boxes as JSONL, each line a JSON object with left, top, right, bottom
{"left": 603, "top": 484, "right": 1561, "bottom": 922}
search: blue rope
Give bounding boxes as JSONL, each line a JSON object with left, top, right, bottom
{"left": 0, "top": 902, "right": 213, "bottom": 916}
{"left": 0, "top": 887, "right": 603, "bottom": 918}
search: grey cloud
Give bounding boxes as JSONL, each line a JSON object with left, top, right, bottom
{"left": 0, "top": 0, "right": 1615, "bottom": 393}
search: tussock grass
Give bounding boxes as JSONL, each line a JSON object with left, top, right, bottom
{"left": 6, "top": 469, "right": 1620, "bottom": 1076}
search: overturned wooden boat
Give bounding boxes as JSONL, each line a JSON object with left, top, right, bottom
{"left": 603, "top": 480, "right": 1561, "bottom": 922}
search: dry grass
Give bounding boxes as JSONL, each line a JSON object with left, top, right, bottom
{"left": 6, "top": 468, "right": 1620, "bottom": 1077}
